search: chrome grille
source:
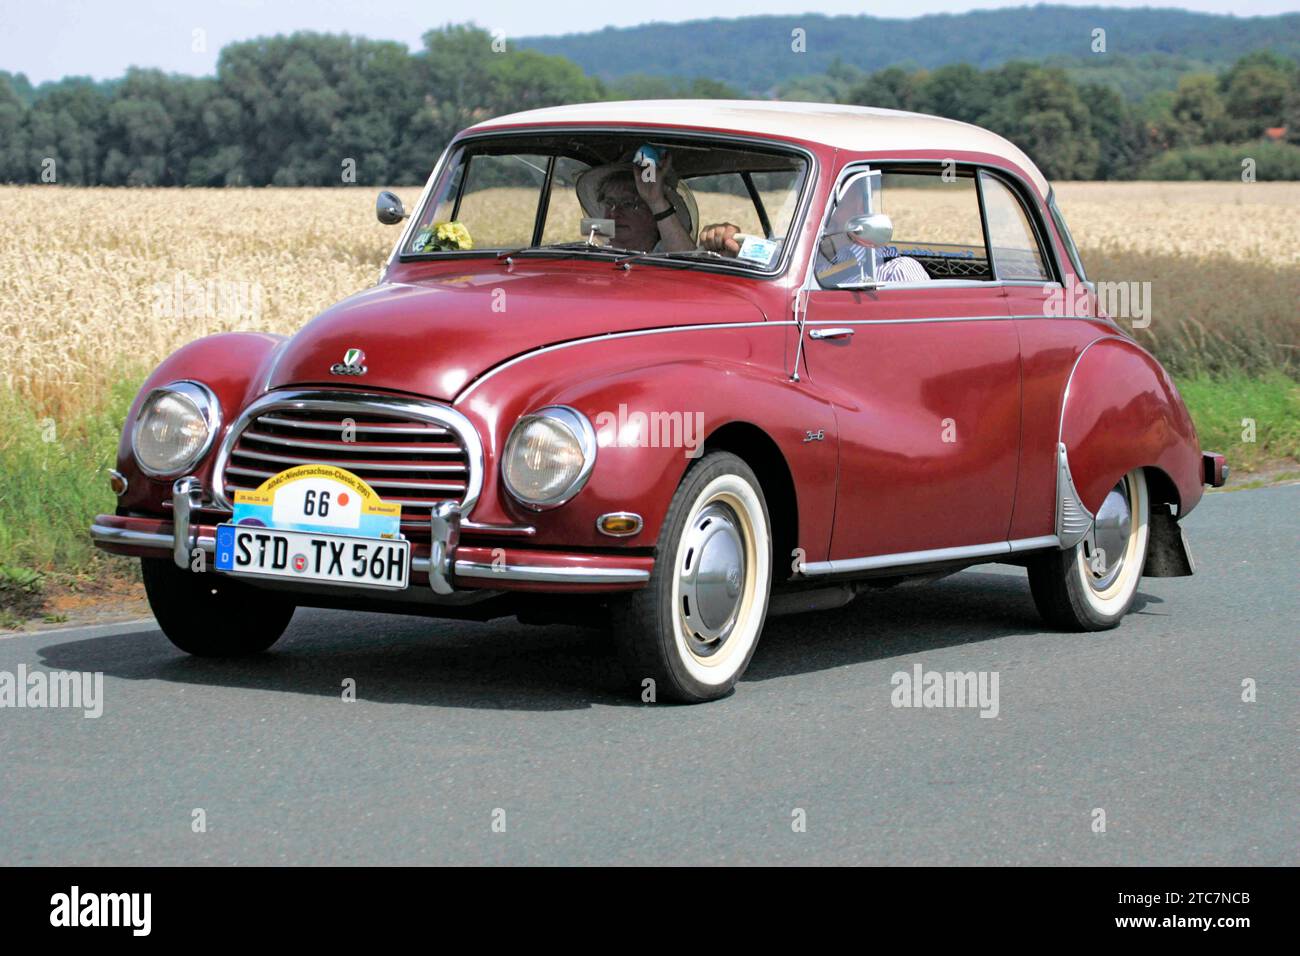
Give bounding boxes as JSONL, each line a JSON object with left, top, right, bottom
{"left": 214, "top": 392, "right": 483, "bottom": 527}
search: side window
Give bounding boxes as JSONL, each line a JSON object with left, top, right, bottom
{"left": 817, "top": 168, "right": 993, "bottom": 289}
{"left": 879, "top": 171, "right": 989, "bottom": 280}
{"left": 979, "top": 172, "right": 1051, "bottom": 282}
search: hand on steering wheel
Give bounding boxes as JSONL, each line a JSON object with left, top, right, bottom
{"left": 698, "top": 222, "right": 743, "bottom": 257}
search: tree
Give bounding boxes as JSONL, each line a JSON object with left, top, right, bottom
{"left": 23, "top": 78, "right": 109, "bottom": 184}
{"left": 0, "top": 75, "right": 29, "bottom": 182}
{"left": 918, "top": 64, "right": 993, "bottom": 124}
{"left": 1169, "top": 74, "right": 1227, "bottom": 145}
{"left": 1219, "top": 51, "right": 1296, "bottom": 140}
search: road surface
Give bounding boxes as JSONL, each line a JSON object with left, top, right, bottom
{"left": 2, "top": 485, "right": 1295, "bottom": 865}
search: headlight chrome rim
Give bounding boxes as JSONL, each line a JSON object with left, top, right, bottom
{"left": 131, "top": 380, "right": 221, "bottom": 478}
{"left": 502, "top": 405, "right": 596, "bottom": 510}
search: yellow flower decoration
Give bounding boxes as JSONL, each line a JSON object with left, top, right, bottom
{"left": 413, "top": 220, "right": 473, "bottom": 252}
{"left": 434, "top": 220, "right": 473, "bottom": 251}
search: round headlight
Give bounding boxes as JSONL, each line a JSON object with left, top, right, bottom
{"left": 131, "top": 381, "right": 219, "bottom": 478}
{"left": 502, "top": 406, "right": 596, "bottom": 509}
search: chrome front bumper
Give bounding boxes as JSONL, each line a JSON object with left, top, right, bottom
{"left": 91, "top": 477, "right": 651, "bottom": 591}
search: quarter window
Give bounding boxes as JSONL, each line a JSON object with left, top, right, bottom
{"left": 978, "top": 172, "right": 1051, "bottom": 282}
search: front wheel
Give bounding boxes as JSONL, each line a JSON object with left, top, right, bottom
{"left": 142, "top": 558, "right": 295, "bottom": 656}
{"left": 1028, "top": 468, "right": 1150, "bottom": 631}
{"left": 611, "top": 451, "right": 773, "bottom": 703}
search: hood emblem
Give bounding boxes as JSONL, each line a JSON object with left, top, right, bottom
{"left": 330, "top": 348, "right": 367, "bottom": 376}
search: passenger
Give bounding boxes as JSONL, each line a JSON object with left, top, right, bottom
{"left": 818, "top": 184, "right": 930, "bottom": 284}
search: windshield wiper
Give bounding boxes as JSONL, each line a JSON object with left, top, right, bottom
{"left": 496, "top": 241, "right": 642, "bottom": 260}
{"left": 614, "top": 248, "right": 766, "bottom": 270}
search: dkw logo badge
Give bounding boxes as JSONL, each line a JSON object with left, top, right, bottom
{"left": 330, "top": 347, "right": 367, "bottom": 376}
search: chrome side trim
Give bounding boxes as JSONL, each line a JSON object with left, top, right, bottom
{"left": 211, "top": 389, "right": 484, "bottom": 518}
{"left": 1056, "top": 335, "right": 1126, "bottom": 446}
{"left": 452, "top": 560, "right": 649, "bottom": 585}
{"left": 456, "top": 321, "right": 792, "bottom": 401}
{"left": 1055, "top": 442, "right": 1094, "bottom": 549}
{"left": 799, "top": 536, "right": 1060, "bottom": 577}
{"left": 458, "top": 311, "right": 1101, "bottom": 404}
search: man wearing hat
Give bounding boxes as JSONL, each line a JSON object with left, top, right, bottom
{"left": 576, "top": 150, "right": 702, "bottom": 254}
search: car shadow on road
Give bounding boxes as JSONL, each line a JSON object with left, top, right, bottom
{"left": 36, "top": 569, "right": 1161, "bottom": 711}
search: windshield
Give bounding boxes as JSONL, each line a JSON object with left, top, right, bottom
{"left": 401, "top": 132, "right": 810, "bottom": 274}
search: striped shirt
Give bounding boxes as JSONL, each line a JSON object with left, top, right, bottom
{"left": 833, "top": 243, "right": 931, "bottom": 283}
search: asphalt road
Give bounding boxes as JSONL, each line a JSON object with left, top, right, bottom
{"left": 2, "top": 486, "right": 1295, "bottom": 865}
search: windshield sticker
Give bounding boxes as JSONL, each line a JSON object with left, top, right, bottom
{"left": 736, "top": 235, "right": 778, "bottom": 266}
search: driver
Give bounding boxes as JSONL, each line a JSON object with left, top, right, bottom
{"left": 577, "top": 149, "right": 746, "bottom": 256}
{"left": 577, "top": 155, "right": 697, "bottom": 253}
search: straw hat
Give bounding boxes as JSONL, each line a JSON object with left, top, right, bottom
{"left": 575, "top": 162, "right": 699, "bottom": 241}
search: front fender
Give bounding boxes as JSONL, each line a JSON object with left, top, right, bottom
{"left": 115, "top": 332, "right": 286, "bottom": 514}
{"left": 453, "top": 326, "right": 838, "bottom": 557}
{"left": 1060, "top": 336, "right": 1203, "bottom": 518}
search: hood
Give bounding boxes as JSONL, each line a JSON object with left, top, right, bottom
{"left": 266, "top": 260, "right": 772, "bottom": 400}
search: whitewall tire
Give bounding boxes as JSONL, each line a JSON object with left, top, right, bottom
{"left": 611, "top": 451, "right": 772, "bottom": 703}
{"left": 1029, "top": 468, "right": 1150, "bottom": 631}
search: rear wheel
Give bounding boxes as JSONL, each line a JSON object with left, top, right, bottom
{"left": 1028, "top": 468, "right": 1149, "bottom": 631}
{"left": 142, "top": 558, "right": 295, "bottom": 656}
{"left": 611, "top": 451, "right": 772, "bottom": 703}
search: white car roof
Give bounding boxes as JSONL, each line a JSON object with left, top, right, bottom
{"left": 466, "top": 99, "right": 1050, "bottom": 197}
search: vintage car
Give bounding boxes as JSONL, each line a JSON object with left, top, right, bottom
{"left": 91, "top": 101, "right": 1226, "bottom": 703}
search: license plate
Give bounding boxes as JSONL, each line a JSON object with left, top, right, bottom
{"left": 215, "top": 524, "right": 409, "bottom": 590}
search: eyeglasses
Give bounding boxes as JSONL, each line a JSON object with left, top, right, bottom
{"left": 601, "top": 195, "right": 647, "bottom": 213}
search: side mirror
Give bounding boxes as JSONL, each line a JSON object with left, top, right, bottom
{"left": 376, "top": 190, "right": 407, "bottom": 225}
{"left": 846, "top": 213, "right": 893, "bottom": 248}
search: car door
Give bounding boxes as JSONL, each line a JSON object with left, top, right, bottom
{"left": 797, "top": 164, "right": 1022, "bottom": 561}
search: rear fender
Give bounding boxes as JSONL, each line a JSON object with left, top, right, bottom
{"left": 1059, "top": 336, "right": 1203, "bottom": 520}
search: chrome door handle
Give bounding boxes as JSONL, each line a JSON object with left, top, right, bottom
{"left": 809, "top": 327, "right": 855, "bottom": 340}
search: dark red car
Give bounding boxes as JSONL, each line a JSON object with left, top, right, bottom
{"left": 92, "top": 101, "right": 1225, "bottom": 702}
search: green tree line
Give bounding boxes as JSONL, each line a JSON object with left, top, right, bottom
{"left": 1, "top": 26, "right": 1297, "bottom": 185}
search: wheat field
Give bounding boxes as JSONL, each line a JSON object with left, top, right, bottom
{"left": 2, "top": 181, "right": 1297, "bottom": 420}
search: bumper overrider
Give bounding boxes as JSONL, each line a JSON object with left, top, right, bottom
{"left": 91, "top": 478, "right": 651, "bottom": 596}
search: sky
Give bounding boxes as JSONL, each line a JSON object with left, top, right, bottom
{"left": 1, "top": 0, "right": 1295, "bottom": 84}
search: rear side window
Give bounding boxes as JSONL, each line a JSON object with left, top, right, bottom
{"left": 979, "top": 172, "right": 1051, "bottom": 282}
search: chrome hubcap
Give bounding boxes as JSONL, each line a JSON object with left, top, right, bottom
{"left": 679, "top": 502, "right": 746, "bottom": 656}
{"left": 1086, "top": 480, "right": 1132, "bottom": 590}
